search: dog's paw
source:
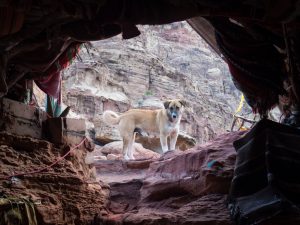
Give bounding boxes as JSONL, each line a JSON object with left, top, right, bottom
{"left": 124, "top": 154, "right": 131, "bottom": 160}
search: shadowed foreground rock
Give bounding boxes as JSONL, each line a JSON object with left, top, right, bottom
{"left": 0, "top": 130, "right": 241, "bottom": 225}
{"left": 0, "top": 132, "right": 109, "bottom": 225}
{"left": 2, "top": 130, "right": 296, "bottom": 224}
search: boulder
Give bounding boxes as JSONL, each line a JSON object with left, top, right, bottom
{"left": 85, "top": 144, "right": 106, "bottom": 164}
{"left": 135, "top": 131, "right": 196, "bottom": 153}
{"left": 94, "top": 117, "right": 121, "bottom": 144}
{"left": 100, "top": 141, "right": 160, "bottom": 160}
{"left": 107, "top": 153, "right": 121, "bottom": 160}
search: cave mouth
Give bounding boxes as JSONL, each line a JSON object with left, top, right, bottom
{"left": 0, "top": 20, "right": 249, "bottom": 225}
{"left": 33, "top": 21, "right": 258, "bottom": 149}
{"left": 2, "top": 1, "right": 300, "bottom": 224}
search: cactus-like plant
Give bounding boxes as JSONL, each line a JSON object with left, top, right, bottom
{"left": 46, "top": 95, "right": 70, "bottom": 118}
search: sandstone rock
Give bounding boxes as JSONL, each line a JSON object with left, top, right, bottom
{"left": 94, "top": 117, "right": 122, "bottom": 144}
{"left": 93, "top": 143, "right": 105, "bottom": 154}
{"left": 0, "top": 131, "right": 109, "bottom": 225}
{"left": 206, "top": 67, "right": 222, "bottom": 78}
{"left": 2, "top": 128, "right": 296, "bottom": 225}
{"left": 135, "top": 131, "right": 196, "bottom": 153}
{"left": 85, "top": 153, "right": 107, "bottom": 164}
{"left": 109, "top": 179, "right": 144, "bottom": 214}
{"left": 97, "top": 131, "right": 244, "bottom": 225}
{"left": 107, "top": 153, "right": 121, "bottom": 160}
{"left": 140, "top": 131, "right": 242, "bottom": 202}
{"left": 122, "top": 194, "right": 231, "bottom": 225}
{"left": 94, "top": 157, "right": 156, "bottom": 185}
{"left": 95, "top": 155, "right": 107, "bottom": 160}
{"left": 100, "top": 141, "right": 160, "bottom": 160}
{"left": 85, "top": 144, "right": 106, "bottom": 164}
{"left": 85, "top": 153, "right": 95, "bottom": 164}
{"left": 103, "top": 130, "right": 300, "bottom": 225}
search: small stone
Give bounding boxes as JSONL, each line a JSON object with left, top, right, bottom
{"left": 94, "top": 155, "right": 107, "bottom": 161}
{"left": 107, "top": 153, "right": 119, "bottom": 160}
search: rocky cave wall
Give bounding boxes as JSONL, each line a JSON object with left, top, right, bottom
{"left": 61, "top": 22, "right": 246, "bottom": 145}
{"left": 0, "top": 132, "right": 109, "bottom": 225}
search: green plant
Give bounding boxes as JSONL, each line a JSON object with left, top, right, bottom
{"left": 46, "top": 95, "right": 70, "bottom": 118}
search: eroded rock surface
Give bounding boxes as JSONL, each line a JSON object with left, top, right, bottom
{"left": 0, "top": 132, "right": 109, "bottom": 225}
{"left": 99, "top": 141, "right": 160, "bottom": 160}
{"left": 0, "top": 129, "right": 239, "bottom": 225}
{"left": 2, "top": 129, "right": 295, "bottom": 224}
{"left": 93, "top": 131, "right": 244, "bottom": 225}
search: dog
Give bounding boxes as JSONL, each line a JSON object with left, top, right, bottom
{"left": 102, "top": 99, "right": 186, "bottom": 160}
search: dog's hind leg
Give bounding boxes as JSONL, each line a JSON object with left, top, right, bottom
{"left": 122, "top": 133, "right": 135, "bottom": 160}
{"left": 127, "top": 132, "right": 137, "bottom": 160}
{"left": 124, "top": 131, "right": 135, "bottom": 160}
{"left": 119, "top": 119, "right": 136, "bottom": 160}
{"left": 127, "top": 136, "right": 135, "bottom": 160}
{"left": 122, "top": 137, "right": 130, "bottom": 160}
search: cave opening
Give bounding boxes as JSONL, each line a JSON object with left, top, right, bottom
{"left": 1, "top": 1, "right": 300, "bottom": 225}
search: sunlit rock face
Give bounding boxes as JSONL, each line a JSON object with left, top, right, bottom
{"left": 62, "top": 21, "right": 241, "bottom": 147}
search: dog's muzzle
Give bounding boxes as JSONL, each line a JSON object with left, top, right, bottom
{"left": 172, "top": 112, "right": 177, "bottom": 119}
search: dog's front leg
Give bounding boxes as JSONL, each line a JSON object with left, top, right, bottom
{"left": 123, "top": 137, "right": 131, "bottom": 160}
{"left": 169, "top": 130, "right": 179, "bottom": 151}
{"left": 160, "top": 134, "right": 169, "bottom": 153}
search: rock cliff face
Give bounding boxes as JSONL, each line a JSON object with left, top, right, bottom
{"left": 62, "top": 22, "right": 242, "bottom": 145}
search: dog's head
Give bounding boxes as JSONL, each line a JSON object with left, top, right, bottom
{"left": 163, "top": 99, "right": 186, "bottom": 123}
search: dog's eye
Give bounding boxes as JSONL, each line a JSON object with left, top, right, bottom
{"left": 170, "top": 107, "right": 173, "bottom": 110}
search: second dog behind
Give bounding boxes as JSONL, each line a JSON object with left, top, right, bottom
{"left": 102, "top": 99, "right": 186, "bottom": 160}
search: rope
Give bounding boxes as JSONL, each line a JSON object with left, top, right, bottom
{"left": 1, "top": 137, "right": 87, "bottom": 180}
{"left": 234, "top": 93, "right": 245, "bottom": 115}
{"left": 231, "top": 94, "right": 249, "bottom": 131}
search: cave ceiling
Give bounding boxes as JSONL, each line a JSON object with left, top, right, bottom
{"left": 1, "top": 0, "right": 300, "bottom": 115}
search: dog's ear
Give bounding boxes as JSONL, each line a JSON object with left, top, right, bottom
{"left": 163, "top": 100, "right": 171, "bottom": 109}
{"left": 179, "top": 100, "right": 187, "bottom": 107}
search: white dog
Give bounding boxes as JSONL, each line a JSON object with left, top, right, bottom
{"left": 102, "top": 99, "right": 186, "bottom": 160}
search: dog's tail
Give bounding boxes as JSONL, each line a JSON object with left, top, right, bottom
{"left": 102, "top": 110, "right": 121, "bottom": 125}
